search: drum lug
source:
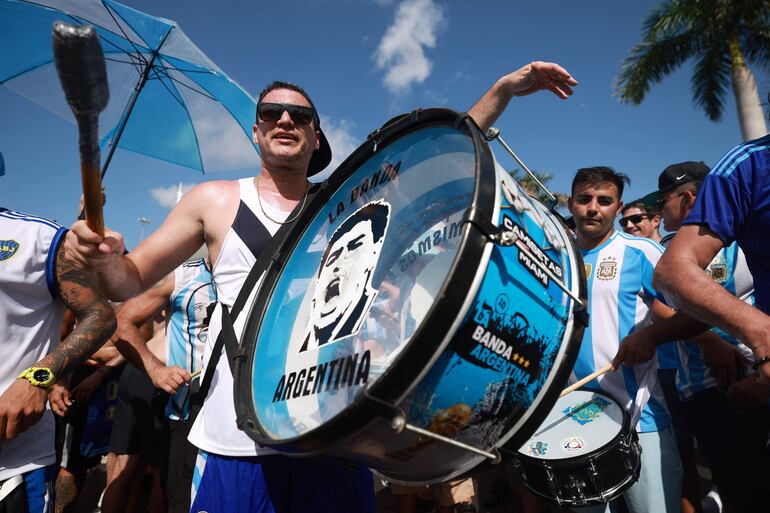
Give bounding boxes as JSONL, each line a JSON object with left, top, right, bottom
{"left": 588, "top": 459, "right": 607, "bottom": 502}
{"left": 543, "top": 464, "right": 564, "bottom": 507}
{"left": 463, "top": 205, "right": 501, "bottom": 242}
{"left": 494, "top": 223, "right": 585, "bottom": 308}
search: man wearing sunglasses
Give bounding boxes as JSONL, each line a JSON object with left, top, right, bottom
{"left": 619, "top": 200, "right": 662, "bottom": 242}
{"left": 625, "top": 161, "right": 770, "bottom": 513}
{"left": 63, "top": 61, "right": 577, "bottom": 513}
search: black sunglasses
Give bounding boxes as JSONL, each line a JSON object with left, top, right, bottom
{"left": 619, "top": 214, "right": 648, "bottom": 227}
{"left": 656, "top": 192, "right": 686, "bottom": 207}
{"left": 257, "top": 102, "right": 315, "bottom": 126}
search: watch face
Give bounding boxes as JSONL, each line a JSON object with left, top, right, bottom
{"left": 32, "top": 369, "right": 51, "bottom": 382}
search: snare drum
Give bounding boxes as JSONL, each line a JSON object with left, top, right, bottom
{"left": 234, "top": 108, "right": 587, "bottom": 483}
{"left": 515, "top": 388, "right": 642, "bottom": 507}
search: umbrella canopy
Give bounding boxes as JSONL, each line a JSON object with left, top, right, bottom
{"left": 0, "top": 0, "right": 260, "bottom": 174}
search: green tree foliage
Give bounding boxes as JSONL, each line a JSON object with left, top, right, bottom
{"left": 615, "top": 0, "right": 770, "bottom": 140}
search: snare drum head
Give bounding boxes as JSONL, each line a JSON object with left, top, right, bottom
{"left": 244, "top": 121, "right": 478, "bottom": 440}
{"left": 518, "top": 389, "right": 625, "bottom": 460}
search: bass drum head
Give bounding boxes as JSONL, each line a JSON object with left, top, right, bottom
{"left": 235, "top": 109, "right": 587, "bottom": 484}
{"left": 237, "top": 109, "right": 490, "bottom": 446}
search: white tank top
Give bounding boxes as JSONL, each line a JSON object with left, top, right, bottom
{"left": 0, "top": 209, "right": 67, "bottom": 480}
{"left": 188, "top": 178, "right": 292, "bottom": 456}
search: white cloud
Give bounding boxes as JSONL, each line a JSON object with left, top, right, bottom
{"left": 313, "top": 116, "right": 360, "bottom": 182}
{"left": 150, "top": 183, "right": 195, "bottom": 209}
{"left": 374, "top": 0, "right": 446, "bottom": 94}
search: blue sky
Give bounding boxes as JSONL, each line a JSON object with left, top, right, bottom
{"left": 2, "top": 0, "right": 768, "bottom": 249}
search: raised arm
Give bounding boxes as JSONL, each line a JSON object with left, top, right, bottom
{"left": 0, "top": 245, "right": 116, "bottom": 446}
{"left": 468, "top": 61, "right": 577, "bottom": 132}
{"left": 63, "top": 181, "right": 233, "bottom": 301}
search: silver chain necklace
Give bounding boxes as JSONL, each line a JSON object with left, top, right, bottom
{"left": 256, "top": 174, "right": 309, "bottom": 225}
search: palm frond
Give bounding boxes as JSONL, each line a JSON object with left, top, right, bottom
{"left": 508, "top": 168, "right": 566, "bottom": 205}
{"left": 614, "top": 32, "right": 699, "bottom": 104}
{"left": 642, "top": 0, "right": 701, "bottom": 41}
{"left": 742, "top": 31, "right": 770, "bottom": 71}
{"left": 691, "top": 46, "right": 732, "bottom": 120}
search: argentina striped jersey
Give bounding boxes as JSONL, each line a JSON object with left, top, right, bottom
{"left": 674, "top": 241, "right": 754, "bottom": 399}
{"left": 572, "top": 230, "right": 670, "bottom": 432}
{"left": 166, "top": 258, "right": 217, "bottom": 420}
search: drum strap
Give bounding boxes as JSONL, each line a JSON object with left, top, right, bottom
{"left": 192, "top": 184, "right": 321, "bottom": 408}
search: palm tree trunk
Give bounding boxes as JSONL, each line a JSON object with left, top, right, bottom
{"left": 729, "top": 39, "right": 768, "bottom": 141}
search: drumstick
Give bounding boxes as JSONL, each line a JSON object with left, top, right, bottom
{"left": 190, "top": 369, "right": 202, "bottom": 379}
{"left": 559, "top": 363, "right": 613, "bottom": 397}
{"left": 52, "top": 22, "right": 109, "bottom": 237}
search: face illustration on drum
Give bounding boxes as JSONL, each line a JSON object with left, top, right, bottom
{"left": 300, "top": 200, "right": 391, "bottom": 352}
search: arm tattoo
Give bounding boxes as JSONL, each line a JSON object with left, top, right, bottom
{"left": 36, "top": 246, "right": 117, "bottom": 379}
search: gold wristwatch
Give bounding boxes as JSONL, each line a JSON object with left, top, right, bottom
{"left": 17, "top": 367, "right": 56, "bottom": 390}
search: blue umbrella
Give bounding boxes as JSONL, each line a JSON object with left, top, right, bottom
{"left": 0, "top": 0, "right": 259, "bottom": 175}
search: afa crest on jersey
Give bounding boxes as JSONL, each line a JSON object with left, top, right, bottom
{"left": 0, "top": 239, "right": 19, "bottom": 261}
{"left": 596, "top": 257, "right": 618, "bottom": 281}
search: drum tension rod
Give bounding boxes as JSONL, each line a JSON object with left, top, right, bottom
{"left": 360, "top": 389, "right": 501, "bottom": 463}
{"left": 393, "top": 418, "right": 502, "bottom": 464}
{"left": 500, "top": 229, "right": 585, "bottom": 309}
{"left": 485, "top": 127, "right": 558, "bottom": 208}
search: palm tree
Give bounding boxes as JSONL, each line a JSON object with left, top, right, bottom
{"left": 509, "top": 169, "right": 569, "bottom": 209}
{"left": 614, "top": 0, "right": 770, "bottom": 141}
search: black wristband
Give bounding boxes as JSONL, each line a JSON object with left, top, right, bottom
{"left": 753, "top": 355, "right": 770, "bottom": 370}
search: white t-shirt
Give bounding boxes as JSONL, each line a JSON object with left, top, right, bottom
{"left": 0, "top": 209, "right": 67, "bottom": 480}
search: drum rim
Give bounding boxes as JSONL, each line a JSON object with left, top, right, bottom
{"left": 514, "top": 388, "right": 632, "bottom": 464}
{"left": 234, "top": 108, "right": 497, "bottom": 451}
{"left": 516, "top": 430, "right": 641, "bottom": 506}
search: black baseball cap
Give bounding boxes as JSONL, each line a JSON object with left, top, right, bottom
{"left": 641, "top": 161, "right": 710, "bottom": 207}
{"left": 307, "top": 128, "right": 332, "bottom": 177}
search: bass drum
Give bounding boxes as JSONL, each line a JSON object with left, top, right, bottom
{"left": 234, "top": 108, "right": 587, "bottom": 484}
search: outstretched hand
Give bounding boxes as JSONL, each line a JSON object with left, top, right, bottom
{"left": 504, "top": 61, "right": 577, "bottom": 99}
{"left": 468, "top": 60, "right": 577, "bottom": 133}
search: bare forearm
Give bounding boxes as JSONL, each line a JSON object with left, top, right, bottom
{"left": 468, "top": 77, "right": 514, "bottom": 132}
{"left": 656, "top": 255, "right": 766, "bottom": 351}
{"left": 114, "top": 326, "right": 164, "bottom": 375}
{"left": 46, "top": 249, "right": 117, "bottom": 379}
{"left": 96, "top": 255, "right": 144, "bottom": 301}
